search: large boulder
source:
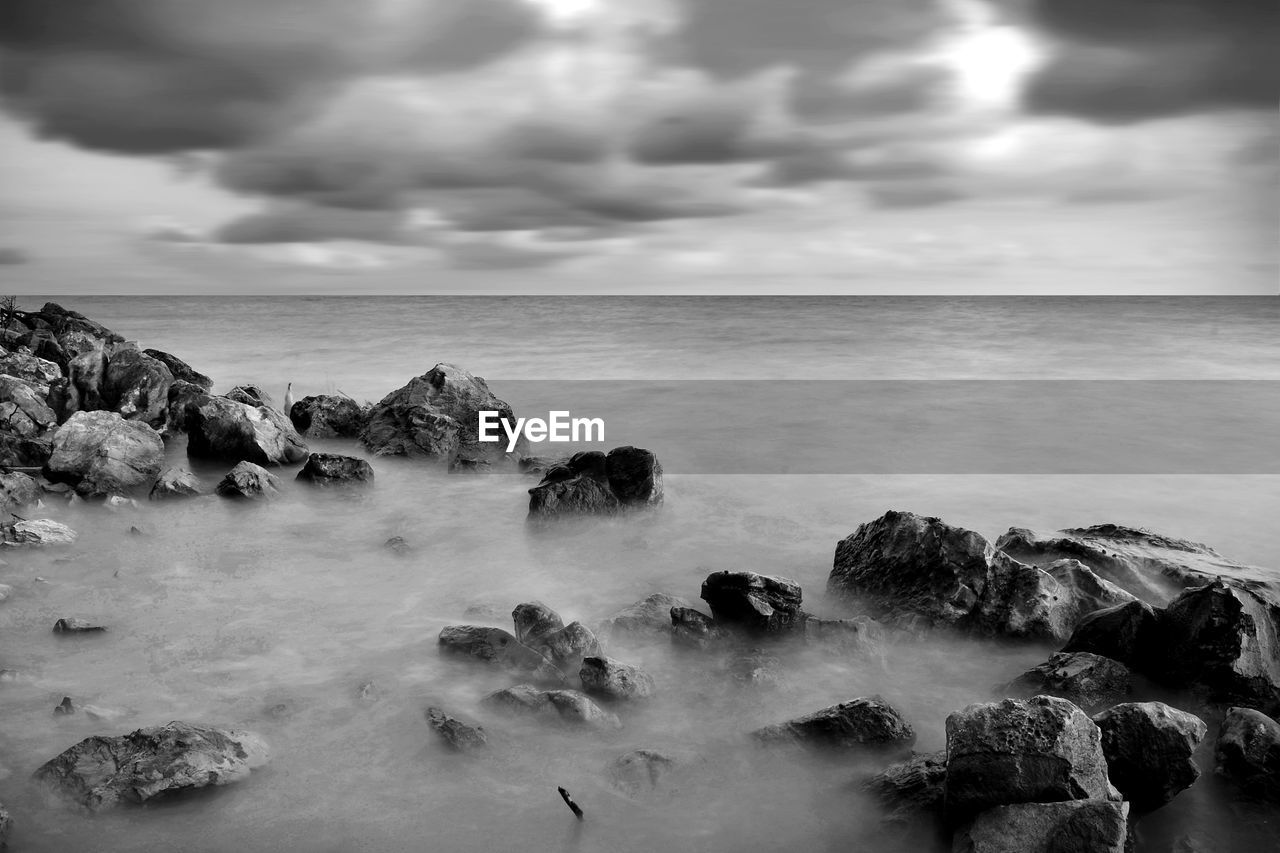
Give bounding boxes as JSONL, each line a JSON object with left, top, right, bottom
{"left": 1002, "top": 652, "right": 1133, "bottom": 713}
{"left": 289, "top": 395, "right": 366, "bottom": 438}
{"left": 32, "top": 721, "right": 268, "bottom": 812}
{"left": 579, "top": 656, "right": 656, "bottom": 701}
{"left": 43, "top": 411, "right": 164, "bottom": 498}
{"left": 185, "top": 394, "right": 308, "bottom": 466}
{"left": 0, "top": 346, "right": 62, "bottom": 394}
{"left": 0, "top": 374, "right": 57, "bottom": 436}
{"left": 149, "top": 467, "right": 202, "bottom": 500}
{"left": 0, "top": 519, "right": 77, "bottom": 546}
{"left": 753, "top": 696, "right": 915, "bottom": 755}
{"left": 360, "top": 363, "right": 523, "bottom": 467}
{"left": 1214, "top": 706, "right": 1280, "bottom": 803}
{"left": 295, "top": 453, "right": 374, "bottom": 487}
{"left": 944, "top": 695, "right": 1112, "bottom": 819}
{"left": 101, "top": 347, "right": 173, "bottom": 429}
{"left": 952, "top": 800, "right": 1128, "bottom": 853}
{"left": 437, "top": 625, "right": 566, "bottom": 684}
{"left": 142, "top": 348, "right": 212, "bottom": 390}
{"left": 481, "top": 684, "right": 621, "bottom": 730}
{"left": 214, "top": 462, "right": 280, "bottom": 500}
{"left": 534, "top": 622, "right": 601, "bottom": 669}
{"left": 700, "top": 571, "right": 803, "bottom": 634}
{"left": 863, "top": 750, "right": 948, "bottom": 826}
{"left": 527, "top": 446, "right": 662, "bottom": 521}
{"left": 165, "top": 380, "right": 208, "bottom": 433}
{"left": 1092, "top": 701, "right": 1206, "bottom": 811}
{"left": 1061, "top": 600, "right": 1164, "bottom": 670}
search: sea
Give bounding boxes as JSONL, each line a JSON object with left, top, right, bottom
{"left": 0, "top": 295, "right": 1276, "bottom": 852}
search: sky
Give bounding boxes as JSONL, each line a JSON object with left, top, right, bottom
{"left": 0, "top": 0, "right": 1275, "bottom": 294}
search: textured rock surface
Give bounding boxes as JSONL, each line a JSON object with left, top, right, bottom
{"left": 753, "top": 696, "right": 915, "bottom": 755}
{"left": 289, "top": 394, "right": 366, "bottom": 438}
{"left": 579, "top": 656, "right": 656, "bottom": 701}
{"left": 1093, "top": 701, "right": 1206, "bottom": 810}
{"left": 0, "top": 374, "right": 57, "bottom": 436}
{"left": 214, "top": 461, "right": 280, "bottom": 500}
{"left": 953, "top": 800, "right": 1128, "bottom": 853}
{"left": 44, "top": 411, "right": 163, "bottom": 498}
{"left": 186, "top": 394, "right": 308, "bottom": 466}
{"left": 101, "top": 347, "right": 173, "bottom": 429}
{"left": 1003, "top": 652, "right": 1133, "bottom": 713}
{"left": 512, "top": 601, "right": 564, "bottom": 646}
{"left": 149, "top": 467, "right": 202, "bottom": 500}
{"left": 598, "top": 593, "right": 688, "bottom": 640}
{"left": 1214, "top": 706, "right": 1280, "bottom": 803}
{"left": 863, "top": 750, "right": 948, "bottom": 825}
{"left": 0, "top": 470, "right": 41, "bottom": 511}
{"left": 534, "top": 621, "right": 601, "bottom": 668}
{"left": 142, "top": 348, "right": 212, "bottom": 390}
{"left": 700, "top": 571, "right": 803, "bottom": 634}
{"left": 437, "top": 625, "right": 566, "bottom": 683}
{"left": 670, "top": 606, "right": 724, "bottom": 649}
{"left": 1, "top": 519, "right": 78, "bottom": 546}
{"left": 425, "top": 707, "right": 487, "bottom": 752}
{"left": 527, "top": 446, "right": 663, "bottom": 520}
{"left": 294, "top": 453, "right": 374, "bottom": 486}
{"left": 481, "top": 684, "right": 621, "bottom": 730}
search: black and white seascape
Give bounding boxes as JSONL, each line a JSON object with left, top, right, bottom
{"left": 0, "top": 3, "right": 1276, "bottom": 853}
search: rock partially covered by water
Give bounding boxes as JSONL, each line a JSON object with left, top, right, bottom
{"left": 44, "top": 411, "right": 164, "bottom": 498}
{"left": 700, "top": 571, "right": 803, "bottom": 634}
{"left": 53, "top": 618, "right": 106, "bottom": 634}
{"left": 527, "top": 447, "right": 663, "bottom": 521}
{"left": 101, "top": 347, "right": 173, "bottom": 430}
{"left": 801, "top": 616, "right": 887, "bottom": 659}
{"left": 1214, "top": 706, "right": 1280, "bottom": 803}
{"left": 215, "top": 461, "right": 280, "bottom": 500}
{"left": 953, "top": 800, "right": 1129, "bottom": 853}
{"left": 863, "top": 750, "right": 947, "bottom": 826}
{"left": 1002, "top": 652, "right": 1133, "bottom": 713}
{"left": 1, "top": 519, "right": 78, "bottom": 547}
{"left": 437, "top": 625, "right": 566, "bottom": 684}
{"left": 670, "top": 606, "right": 724, "bottom": 649}
{"left": 186, "top": 394, "right": 308, "bottom": 467}
{"left": 944, "top": 695, "right": 1112, "bottom": 820}
{"left": 295, "top": 453, "right": 374, "bottom": 486}
{"left": 224, "top": 385, "right": 274, "bottom": 408}
{"left": 481, "top": 684, "right": 621, "bottom": 730}
{"left": 142, "top": 348, "right": 212, "bottom": 391}
{"left": 753, "top": 696, "right": 915, "bottom": 755}
{"left": 534, "top": 622, "right": 601, "bottom": 669}
{"left": 607, "top": 749, "right": 675, "bottom": 795}
{"left": 361, "top": 363, "right": 523, "bottom": 467}
{"left": 425, "top": 707, "right": 487, "bottom": 752}
{"left": 598, "top": 593, "right": 688, "bottom": 640}
{"left": 512, "top": 601, "right": 564, "bottom": 646}
{"left": 32, "top": 721, "right": 269, "bottom": 812}
{"left": 1093, "top": 701, "right": 1206, "bottom": 811}
{"left": 289, "top": 395, "right": 367, "bottom": 439}
{"left": 0, "top": 470, "right": 41, "bottom": 512}
{"left": 149, "top": 467, "right": 202, "bottom": 500}
{"left": 580, "top": 656, "right": 656, "bottom": 701}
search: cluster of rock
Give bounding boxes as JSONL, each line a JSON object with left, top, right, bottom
{"left": 525, "top": 447, "right": 663, "bottom": 522}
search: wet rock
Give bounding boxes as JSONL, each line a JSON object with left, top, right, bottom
{"left": 54, "top": 696, "right": 76, "bottom": 715}
{"left": 425, "top": 706, "right": 487, "bottom": 752}
{"left": 53, "top": 618, "right": 106, "bottom": 634}
{"left": 535, "top": 622, "right": 601, "bottom": 668}
{"left": 0, "top": 429, "right": 52, "bottom": 467}
{"left": 527, "top": 474, "right": 620, "bottom": 518}
{"left": 481, "top": 684, "right": 621, "bottom": 730}
{"left": 355, "top": 681, "right": 378, "bottom": 702}
{"left": 700, "top": 571, "right": 803, "bottom": 634}
{"left": 43, "top": 411, "right": 164, "bottom": 498}
{"left": 527, "top": 445, "right": 663, "bottom": 521}
{"left": 0, "top": 470, "right": 41, "bottom": 511}
{"left": 361, "top": 363, "right": 523, "bottom": 467}
{"left": 1061, "top": 600, "right": 1164, "bottom": 671}
{"left": 165, "top": 380, "right": 208, "bottom": 433}
{"left": 437, "top": 625, "right": 566, "bottom": 684}
{"left": 1002, "top": 652, "right": 1133, "bottom": 713}
{"left": 953, "top": 800, "right": 1128, "bottom": 853}
{"left": 603, "top": 446, "right": 663, "bottom": 506}
{"left": 294, "top": 452, "right": 374, "bottom": 486}
{"left": 289, "top": 395, "right": 367, "bottom": 438}
{"left": 141, "top": 349, "right": 212, "bottom": 390}
{"left": 214, "top": 461, "right": 280, "bottom": 500}
{"left": 101, "top": 347, "right": 173, "bottom": 429}
{"left": 512, "top": 601, "right": 564, "bottom": 645}
{"left": 670, "top": 606, "right": 724, "bottom": 649}
{"left": 1, "top": 519, "right": 78, "bottom": 547}
{"left": 1093, "top": 701, "right": 1206, "bottom": 811}
{"left": 863, "top": 750, "right": 948, "bottom": 825}
{"left": 224, "top": 385, "right": 275, "bottom": 408}
{"left": 185, "top": 394, "right": 308, "bottom": 466}
{"left": 608, "top": 749, "right": 674, "bottom": 795}
{"left": 727, "top": 648, "right": 781, "bottom": 688}
{"left": 598, "top": 593, "right": 689, "bottom": 640}
{"left": 580, "top": 656, "right": 656, "bottom": 701}
{"left": 944, "top": 695, "right": 1112, "bottom": 819}
{"left": 32, "top": 721, "right": 269, "bottom": 812}
{"left": 149, "top": 467, "right": 202, "bottom": 500}
{"left": 0, "top": 374, "right": 57, "bottom": 436}
{"left": 1214, "top": 706, "right": 1280, "bottom": 803}
{"left": 753, "top": 696, "right": 915, "bottom": 755}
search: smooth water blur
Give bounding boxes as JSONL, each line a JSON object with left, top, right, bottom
{"left": 0, "top": 296, "right": 1277, "bottom": 852}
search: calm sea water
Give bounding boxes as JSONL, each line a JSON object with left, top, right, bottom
{"left": 0, "top": 296, "right": 1276, "bottom": 852}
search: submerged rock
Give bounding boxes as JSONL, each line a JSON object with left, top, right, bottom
{"left": 598, "top": 593, "right": 689, "bottom": 640}
{"left": 1, "top": 519, "right": 78, "bottom": 547}
{"left": 214, "top": 461, "right": 280, "bottom": 500}
{"left": 753, "top": 696, "right": 915, "bottom": 755}
{"left": 294, "top": 453, "right": 374, "bottom": 486}
{"left": 186, "top": 394, "right": 308, "bottom": 467}
{"left": 863, "top": 750, "right": 947, "bottom": 825}
{"left": 149, "top": 467, "right": 202, "bottom": 500}
{"left": 43, "top": 411, "right": 164, "bottom": 498}
{"left": 1093, "top": 701, "right": 1206, "bottom": 811}
{"left": 700, "top": 571, "right": 803, "bottom": 634}
{"left": 801, "top": 616, "right": 887, "bottom": 659}
{"left": 32, "top": 721, "right": 269, "bottom": 812}
{"left": 534, "top": 622, "right": 601, "bottom": 668}
{"left": 527, "top": 446, "right": 663, "bottom": 521}
{"left": 1002, "top": 652, "right": 1133, "bottom": 713}
{"left": 289, "top": 395, "right": 367, "bottom": 439}
{"left": 727, "top": 648, "right": 782, "bottom": 689}
{"left": 425, "top": 706, "right": 487, "bottom": 752}
{"left": 481, "top": 684, "right": 621, "bottom": 730}
{"left": 670, "top": 606, "right": 724, "bottom": 649}
{"left": 437, "top": 625, "right": 566, "bottom": 684}
{"left": 1214, "top": 706, "right": 1280, "bottom": 803}
{"left": 53, "top": 618, "right": 106, "bottom": 634}
{"left": 579, "top": 656, "right": 656, "bottom": 701}
{"left": 512, "top": 601, "right": 564, "bottom": 646}
{"left": 953, "top": 800, "right": 1128, "bottom": 853}
{"left": 607, "top": 749, "right": 675, "bottom": 795}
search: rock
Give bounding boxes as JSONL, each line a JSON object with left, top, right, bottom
{"left": 512, "top": 601, "right": 564, "bottom": 645}
{"left": 1214, "top": 706, "right": 1280, "bottom": 803}
{"left": 727, "top": 648, "right": 781, "bottom": 688}
{"left": 185, "top": 394, "right": 308, "bottom": 466}
{"left": 0, "top": 519, "right": 78, "bottom": 547}
{"left": 142, "top": 349, "right": 212, "bottom": 390}
{"left": 54, "top": 696, "right": 76, "bottom": 715}
{"left": 944, "top": 695, "right": 1112, "bottom": 820}
{"left": 224, "top": 385, "right": 274, "bottom": 408}
{"left": 0, "top": 583, "right": 12, "bottom": 603}
{"left": 670, "top": 606, "right": 725, "bottom": 649}
{"left": 1061, "top": 600, "right": 1164, "bottom": 671}
{"left": 0, "top": 374, "right": 57, "bottom": 436}
{"left": 0, "top": 346, "right": 62, "bottom": 393}
{"left": 534, "top": 621, "right": 601, "bottom": 668}
{"left": 149, "top": 467, "right": 202, "bottom": 500}
{"left": 598, "top": 593, "right": 689, "bottom": 640}
{"left": 214, "top": 461, "right": 280, "bottom": 500}
{"left": 361, "top": 363, "right": 523, "bottom": 467}
{"left": 383, "top": 536, "right": 411, "bottom": 555}
{"left": 0, "top": 470, "right": 41, "bottom": 511}
{"left": 43, "top": 411, "right": 164, "bottom": 498}
{"left": 53, "top": 618, "right": 106, "bottom": 633}
{"left": 603, "top": 446, "right": 664, "bottom": 506}
{"left": 63, "top": 345, "right": 110, "bottom": 416}
{"left": 608, "top": 749, "right": 675, "bottom": 795}
{"left": 0, "top": 429, "right": 52, "bottom": 467}
{"left": 1092, "top": 701, "right": 1206, "bottom": 811}
{"left": 0, "top": 801, "right": 10, "bottom": 850}
{"left": 289, "top": 395, "right": 366, "bottom": 438}
{"left": 32, "top": 721, "right": 269, "bottom": 812}
{"left": 425, "top": 706, "right": 487, "bottom": 752}
{"left": 579, "top": 656, "right": 656, "bottom": 701}
{"left": 481, "top": 685, "right": 621, "bottom": 730}
{"left": 437, "top": 625, "right": 566, "bottom": 684}
{"left": 753, "top": 696, "right": 915, "bottom": 755}
{"left": 165, "top": 380, "right": 208, "bottom": 433}
{"left": 700, "top": 571, "right": 803, "bottom": 634}
{"left": 101, "top": 347, "right": 173, "bottom": 429}
{"left": 527, "top": 474, "right": 621, "bottom": 518}
{"left": 1029, "top": 559, "right": 1140, "bottom": 639}
{"left": 952, "top": 800, "right": 1128, "bottom": 853}
{"left": 863, "top": 750, "right": 948, "bottom": 825}
{"left": 527, "top": 446, "right": 663, "bottom": 521}
{"left": 294, "top": 453, "right": 374, "bottom": 486}
{"left": 1002, "top": 652, "right": 1133, "bottom": 713}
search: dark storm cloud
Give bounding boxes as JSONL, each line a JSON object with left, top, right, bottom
{"left": 214, "top": 206, "right": 410, "bottom": 245}
{"left": 1024, "top": 0, "right": 1278, "bottom": 120}
{"left": 757, "top": 148, "right": 947, "bottom": 187}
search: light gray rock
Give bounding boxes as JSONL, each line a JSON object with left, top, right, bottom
{"left": 44, "top": 411, "right": 163, "bottom": 498}
{"left": 580, "top": 656, "right": 656, "bottom": 701}
{"left": 481, "top": 684, "right": 621, "bottom": 730}
{"left": 437, "top": 625, "right": 566, "bottom": 684}
{"left": 425, "top": 707, "right": 487, "bottom": 752}
{"left": 952, "top": 800, "right": 1128, "bottom": 853}
{"left": 149, "top": 467, "right": 202, "bottom": 500}
{"left": 598, "top": 593, "right": 689, "bottom": 640}
{"left": 0, "top": 519, "right": 78, "bottom": 547}
{"left": 1093, "top": 701, "right": 1206, "bottom": 811}
{"left": 535, "top": 621, "right": 601, "bottom": 668}
{"left": 0, "top": 374, "right": 56, "bottom": 435}
{"left": 0, "top": 470, "right": 41, "bottom": 511}
{"left": 214, "top": 461, "right": 280, "bottom": 500}
{"left": 512, "top": 601, "right": 564, "bottom": 645}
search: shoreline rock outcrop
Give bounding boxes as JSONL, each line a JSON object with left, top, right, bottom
{"left": 1092, "top": 701, "right": 1205, "bottom": 811}
{"left": 186, "top": 394, "right": 308, "bottom": 467}
{"left": 43, "top": 410, "right": 164, "bottom": 498}
{"left": 289, "top": 394, "right": 367, "bottom": 438}
{"left": 527, "top": 447, "right": 663, "bottom": 521}
{"left": 753, "top": 696, "right": 915, "bottom": 755}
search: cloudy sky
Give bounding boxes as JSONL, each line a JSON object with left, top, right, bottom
{"left": 0, "top": 0, "right": 1274, "bottom": 293}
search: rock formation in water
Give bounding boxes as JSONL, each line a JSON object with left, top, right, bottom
{"left": 295, "top": 453, "right": 374, "bottom": 486}
{"left": 43, "top": 410, "right": 164, "bottom": 498}
{"left": 437, "top": 625, "right": 567, "bottom": 684}
{"left": 1092, "top": 701, "right": 1206, "bottom": 811}
{"left": 753, "top": 696, "right": 915, "bottom": 755}
{"left": 186, "top": 394, "right": 308, "bottom": 467}
{"left": 1001, "top": 652, "right": 1133, "bottom": 713}
{"left": 289, "top": 394, "right": 368, "bottom": 438}
{"left": 215, "top": 461, "right": 281, "bottom": 500}
{"left": 481, "top": 684, "right": 622, "bottom": 730}
{"left": 700, "top": 571, "right": 803, "bottom": 634}
{"left": 1214, "top": 706, "right": 1280, "bottom": 803}
{"left": 425, "top": 706, "right": 488, "bottom": 752}
{"left": 0, "top": 519, "right": 78, "bottom": 546}
{"left": 526, "top": 447, "right": 663, "bottom": 521}
{"left": 952, "top": 800, "right": 1129, "bottom": 853}
{"left": 579, "top": 656, "right": 656, "bottom": 701}
{"left": 149, "top": 467, "right": 202, "bottom": 500}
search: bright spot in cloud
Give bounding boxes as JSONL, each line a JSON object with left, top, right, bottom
{"left": 933, "top": 0, "right": 1047, "bottom": 111}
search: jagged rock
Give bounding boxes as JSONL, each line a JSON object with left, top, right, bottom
{"left": 753, "top": 696, "right": 915, "bottom": 755}
{"left": 142, "top": 349, "right": 212, "bottom": 390}
{"left": 481, "top": 684, "right": 621, "bottom": 730}
{"left": 700, "top": 571, "right": 803, "bottom": 634}
{"left": 1, "top": 519, "right": 78, "bottom": 546}
{"left": 32, "top": 721, "right": 269, "bottom": 812}
{"left": 185, "top": 394, "right": 308, "bottom": 466}
{"left": 512, "top": 601, "right": 564, "bottom": 645}
{"left": 727, "top": 648, "right": 781, "bottom": 688}
{"left": 101, "top": 348, "right": 173, "bottom": 429}
{"left": 602, "top": 446, "right": 663, "bottom": 506}
{"left": 214, "top": 461, "right": 280, "bottom": 500}
{"left": 53, "top": 618, "right": 106, "bottom": 633}
{"left": 863, "top": 750, "right": 948, "bottom": 825}
{"left": 0, "top": 429, "right": 52, "bottom": 467}
{"left": 361, "top": 363, "right": 523, "bottom": 467}
{"left": 580, "top": 656, "right": 656, "bottom": 701}
{"left": 1002, "top": 652, "right": 1133, "bottom": 713}
{"left": 1093, "top": 701, "right": 1206, "bottom": 810}
{"left": 165, "top": 380, "right": 207, "bottom": 433}
{"left": 54, "top": 696, "right": 76, "bottom": 716}
{"left": 598, "top": 593, "right": 689, "bottom": 640}
{"left": 944, "top": 695, "right": 1112, "bottom": 819}
{"left": 527, "top": 474, "right": 620, "bottom": 517}
{"left": 670, "top": 606, "right": 725, "bottom": 649}
{"left": 608, "top": 749, "right": 675, "bottom": 795}
{"left": 0, "top": 470, "right": 41, "bottom": 511}
{"left": 437, "top": 625, "right": 566, "bottom": 684}
{"left": 224, "top": 385, "right": 274, "bottom": 408}
{"left": 1214, "top": 706, "right": 1280, "bottom": 803}
{"left": 425, "top": 707, "right": 487, "bottom": 752}
{"left": 294, "top": 453, "right": 374, "bottom": 486}
{"left": 289, "top": 395, "right": 366, "bottom": 438}
{"left": 952, "top": 800, "right": 1128, "bottom": 853}
{"left": 0, "top": 346, "right": 61, "bottom": 393}
{"left": 0, "top": 374, "right": 56, "bottom": 436}
{"left": 1061, "top": 600, "right": 1164, "bottom": 670}
{"left": 149, "top": 467, "right": 202, "bottom": 500}
{"left": 534, "top": 622, "right": 601, "bottom": 668}
{"left": 527, "top": 446, "right": 663, "bottom": 521}
{"left": 43, "top": 411, "right": 163, "bottom": 498}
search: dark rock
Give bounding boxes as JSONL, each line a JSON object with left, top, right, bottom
{"left": 383, "top": 536, "right": 411, "bottom": 555}
{"left": 1002, "top": 652, "right": 1133, "bottom": 713}
{"left": 101, "top": 347, "right": 173, "bottom": 429}
{"left": 0, "top": 800, "right": 10, "bottom": 850}
{"left": 32, "top": 721, "right": 269, "bottom": 812}
{"left": 0, "top": 470, "right": 41, "bottom": 511}
{"left": 863, "top": 750, "right": 948, "bottom": 825}
{"left": 528, "top": 474, "right": 621, "bottom": 518}
{"left": 1214, "top": 706, "right": 1280, "bottom": 803}
{"left": 224, "top": 385, "right": 274, "bottom": 408}
{"left": 580, "top": 656, "right": 656, "bottom": 701}
{"left": 142, "top": 349, "right": 212, "bottom": 390}
{"left": 53, "top": 618, "right": 105, "bottom": 634}
{"left": 753, "top": 696, "right": 915, "bottom": 755}
{"left": 214, "top": 461, "right": 280, "bottom": 500}
{"left": 0, "top": 429, "right": 52, "bottom": 467}
{"left": 700, "top": 571, "right": 803, "bottom": 634}
{"left": 481, "top": 684, "right": 621, "bottom": 730}
{"left": 944, "top": 695, "right": 1112, "bottom": 820}
{"left": 604, "top": 446, "right": 663, "bottom": 506}
{"left": 527, "top": 445, "right": 663, "bottom": 521}
{"left": 185, "top": 394, "right": 308, "bottom": 466}
{"left": 437, "top": 625, "right": 566, "bottom": 684}
{"left": 165, "top": 380, "right": 207, "bottom": 433}
{"left": 953, "top": 799, "right": 1128, "bottom": 853}
{"left": 598, "top": 593, "right": 688, "bottom": 640}
{"left": 512, "top": 601, "right": 564, "bottom": 646}
{"left": 0, "top": 374, "right": 57, "bottom": 436}
{"left": 425, "top": 706, "right": 487, "bottom": 752}
{"left": 607, "top": 749, "right": 675, "bottom": 795}
{"left": 149, "top": 467, "right": 202, "bottom": 500}
{"left": 63, "top": 345, "right": 110, "bottom": 415}
{"left": 1, "top": 519, "right": 78, "bottom": 546}
{"left": 294, "top": 453, "right": 374, "bottom": 486}
{"left": 54, "top": 696, "right": 76, "bottom": 715}
{"left": 43, "top": 411, "right": 163, "bottom": 498}
{"left": 289, "top": 395, "right": 367, "bottom": 438}
{"left": 670, "top": 606, "right": 725, "bottom": 649}
{"left": 1093, "top": 701, "right": 1206, "bottom": 811}
{"left": 1061, "top": 600, "right": 1164, "bottom": 669}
